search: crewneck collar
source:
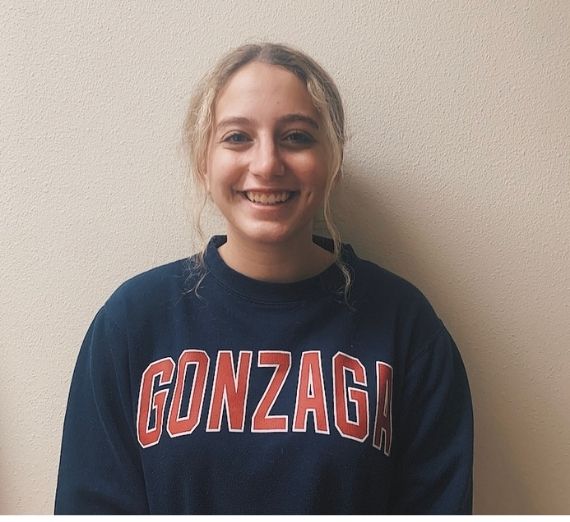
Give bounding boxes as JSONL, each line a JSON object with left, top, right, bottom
{"left": 203, "top": 235, "right": 357, "bottom": 304}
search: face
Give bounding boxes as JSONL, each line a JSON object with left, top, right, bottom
{"left": 204, "top": 61, "right": 331, "bottom": 248}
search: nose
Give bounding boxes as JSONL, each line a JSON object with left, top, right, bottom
{"left": 249, "top": 137, "right": 285, "bottom": 178}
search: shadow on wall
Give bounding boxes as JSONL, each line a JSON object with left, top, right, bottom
{"left": 327, "top": 161, "right": 534, "bottom": 515}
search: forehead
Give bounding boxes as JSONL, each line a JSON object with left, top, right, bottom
{"left": 214, "top": 62, "right": 319, "bottom": 121}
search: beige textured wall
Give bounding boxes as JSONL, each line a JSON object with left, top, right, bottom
{"left": 2, "top": 0, "right": 569, "bottom": 514}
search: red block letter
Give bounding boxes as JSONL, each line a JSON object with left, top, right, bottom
{"left": 293, "top": 351, "right": 330, "bottom": 434}
{"left": 373, "top": 362, "right": 393, "bottom": 455}
{"left": 167, "top": 350, "right": 210, "bottom": 438}
{"left": 252, "top": 351, "right": 291, "bottom": 432}
{"left": 137, "top": 358, "right": 175, "bottom": 448}
{"left": 207, "top": 351, "right": 252, "bottom": 432}
{"left": 333, "top": 352, "right": 369, "bottom": 442}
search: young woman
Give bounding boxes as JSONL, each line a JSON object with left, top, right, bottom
{"left": 55, "top": 42, "right": 473, "bottom": 514}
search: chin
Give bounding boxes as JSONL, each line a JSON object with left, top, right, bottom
{"left": 233, "top": 224, "right": 312, "bottom": 246}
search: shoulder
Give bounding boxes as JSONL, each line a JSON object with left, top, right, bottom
{"left": 355, "top": 257, "right": 429, "bottom": 303}
{"left": 352, "top": 255, "right": 436, "bottom": 317}
{"left": 349, "top": 252, "right": 445, "bottom": 355}
{"left": 348, "top": 253, "right": 466, "bottom": 382}
{"left": 102, "top": 257, "right": 195, "bottom": 330}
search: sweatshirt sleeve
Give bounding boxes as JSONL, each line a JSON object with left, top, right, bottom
{"left": 388, "top": 326, "right": 474, "bottom": 514}
{"left": 54, "top": 306, "right": 149, "bottom": 514}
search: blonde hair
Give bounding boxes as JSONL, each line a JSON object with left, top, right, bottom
{"left": 181, "top": 42, "right": 354, "bottom": 309}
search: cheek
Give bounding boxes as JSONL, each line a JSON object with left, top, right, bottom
{"left": 206, "top": 152, "right": 242, "bottom": 192}
{"left": 293, "top": 154, "right": 329, "bottom": 188}
{"left": 293, "top": 144, "right": 329, "bottom": 175}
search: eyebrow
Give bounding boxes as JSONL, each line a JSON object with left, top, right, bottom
{"left": 216, "top": 113, "right": 320, "bottom": 131}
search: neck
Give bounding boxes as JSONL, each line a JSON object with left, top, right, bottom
{"left": 218, "top": 232, "right": 335, "bottom": 283}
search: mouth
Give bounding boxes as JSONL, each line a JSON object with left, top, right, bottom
{"left": 239, "top": 190, "right": 298, "bottom": 206}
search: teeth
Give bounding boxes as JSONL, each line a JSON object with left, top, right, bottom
{"left": 245, "top": 191, "right": 293, "bottom": 205}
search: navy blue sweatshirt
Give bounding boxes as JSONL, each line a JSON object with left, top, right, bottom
{"left": 55, "top": 235, "right": 473, "bottom": 514}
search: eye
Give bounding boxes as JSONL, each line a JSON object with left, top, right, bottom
{"left": 283, "top": 131, "right": 314, "bottom": 146}
{"left": 222, "top": 132, "right": 250, "bottom": 144}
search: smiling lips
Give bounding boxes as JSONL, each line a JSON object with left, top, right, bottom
{"left": 241, "top": 191, "right": 297, "bottom": 205}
